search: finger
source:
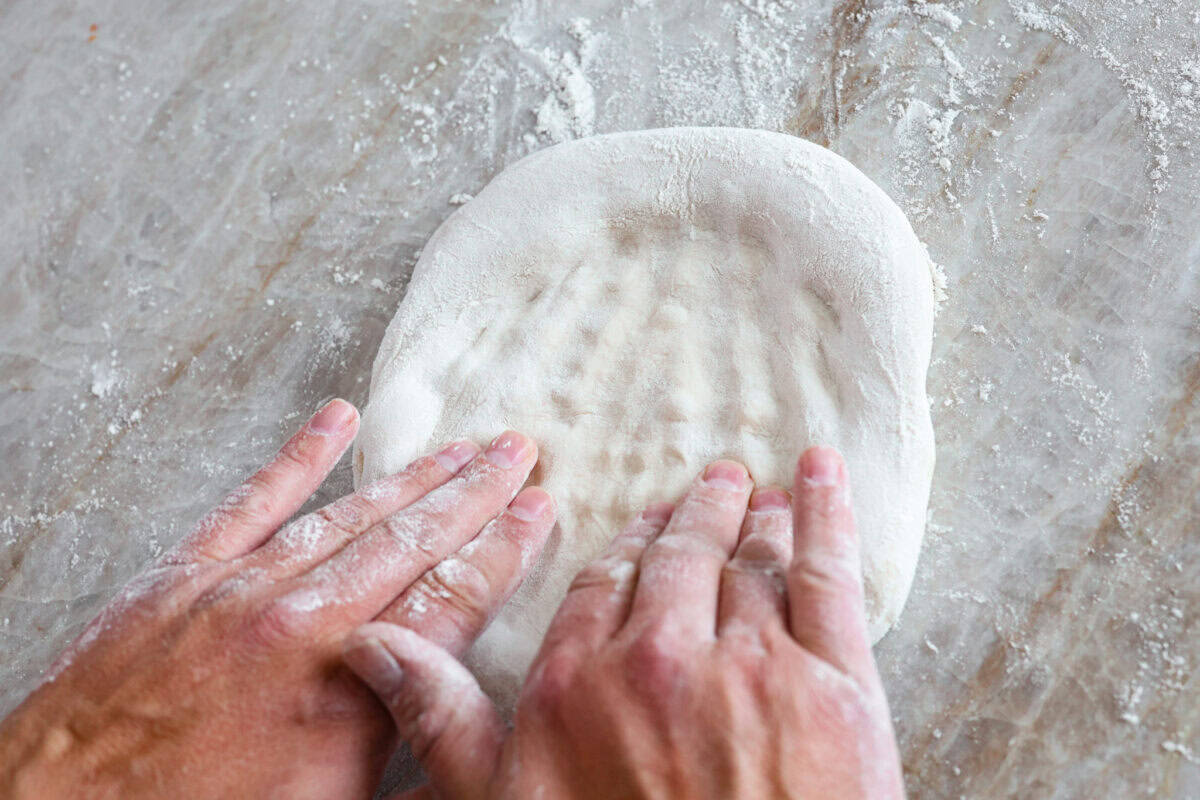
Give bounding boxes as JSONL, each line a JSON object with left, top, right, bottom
{"left": 344, "top": 623, "right": 503, "bottom": 800}
{"left": 537, "top": 502, "right": 673, "bottom": 657}
{"left": 277, "top": 431, "right": 538, "bottom": 625}
{"left": 249, "top": 439, "right": 480, "bottom": 572}
{"left": 624, "top": 461, "right": 752, "bottom": 639}
{"left": 170, "top": 399, "right": 358, "bottom": 563}
{"left": 717, "top": 487, "right": 793, "bottom": 636}
{"left": 378, "top": 486, "right": 557, "bottom": 657}
{"left": 788, "top": 446, "right": 873, "bottom": 681}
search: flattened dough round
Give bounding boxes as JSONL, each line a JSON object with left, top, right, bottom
{"left": 355, "top": 128, "right": 936, "bottom": 706}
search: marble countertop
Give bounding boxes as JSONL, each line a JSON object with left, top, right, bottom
{"left": 2, "top": 0, "right": 1198, "bottom": 796}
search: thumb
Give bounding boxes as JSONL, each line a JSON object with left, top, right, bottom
{"left": 345, "top": 622, "right": 504, "bottom": 800}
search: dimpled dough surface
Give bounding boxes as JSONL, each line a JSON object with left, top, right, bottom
{"left": 354, "top": 128, "right": 936, "bottom": 706}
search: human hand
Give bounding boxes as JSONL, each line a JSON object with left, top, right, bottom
{"left": 346, "top": 446, "right": 904, "bottom": 800}
{"left": 0, "top": 400, "right": 556, "bottom": 799}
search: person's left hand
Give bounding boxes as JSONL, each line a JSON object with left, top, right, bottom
{"left": 0, "top": 399, "right": 555, "bottom": 799}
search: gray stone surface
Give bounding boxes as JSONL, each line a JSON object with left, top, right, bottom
{"left": 2, "top": 0, "right": 1198, "bottom": 796}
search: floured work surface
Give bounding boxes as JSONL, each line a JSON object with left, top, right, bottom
{"left": 1, "top": 1, "right": 1199, "bottom": 796}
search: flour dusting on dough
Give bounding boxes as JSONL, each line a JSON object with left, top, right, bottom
{"left": 355, "top": 128, "right": 936, "bottom": 708}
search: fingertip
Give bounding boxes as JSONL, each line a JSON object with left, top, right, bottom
{"left": 309, "top": 398, "right": 359, "bottom": 436}
{"left": 434, "top": 439, "right": 482, "bottom": 473}
{"left": 701, "top": 459, "right": 751, "bottom": 491}
{"left": 796, "top": 445, "right": 845, "bottom": 487}
{"left": 791, "top": 446, "right": 857, "bottom": 565}
{"left": 485, "top": 430, "right": 538, "bottom": 469}
{"left": 748, "top": 487, "right": 791, "bottom": 512}
{"left": 508, "top": 486, "right": 555, "bottom": 522}
{"left": 508, "top": 487, "right": 556, "bottom": 576}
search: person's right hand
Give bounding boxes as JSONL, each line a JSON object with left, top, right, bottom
{"left": 345, "top": 446, "right": 905, "bottom": 800}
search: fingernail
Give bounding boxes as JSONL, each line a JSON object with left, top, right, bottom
{"left": 485, "top": 430, "right": 533, "bottom": 469}
{"left": 348, "top": 637, "right": 403, "bottom": 691}
{"left": 749, "top": 488, "right": 790, "bottom": 511}
{"left": 310, "top": 399, "right": 356, "bottom": 435}
{"left": 702, "top": 460, "right": 749, "bottom": 490}
{"left": 434, "top": 440, "right": 479, "bottom": 473}
{"left": 509, "top": 488, "right": 551, "bottom": 521}
{"left": 801, "top": 446, "right": 842, "bottom": 486}
{"left": 640, "top": 502, "right": 675, "bottom": 525}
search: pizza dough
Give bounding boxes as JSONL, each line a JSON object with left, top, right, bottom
{"left": 354, "top": 128, "right": 936, "bottom": 706}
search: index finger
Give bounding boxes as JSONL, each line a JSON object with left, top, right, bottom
{"left": 170, "top": 399, "right": 359, "bottom": 564}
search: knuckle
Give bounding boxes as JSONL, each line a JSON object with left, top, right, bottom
{"left": 790, "top": 553, "right": 862, "bottom": 597}
{"left": 119, "top": 565, "right": 186, "bottom": 602}
{"left": 569, "top": 557, "right": 634, "bottom": 593}
{"left": 690, "top": 485, "right": 743, "bottom": 508}
{"left": 355, "top": 462, "right": 437, "bottom": 516}
{"left": 410, "top": 455, "right": 451, "bottom": 490}
{"left": 272, "top": 515, "right": 330, "bottom": 558}
{"left": 811, "top": 671, "right": 878, "bottom": 730}
{"left": 525, "top": 649, "right": 582, "bottom": 712}
{"left": 624, "top": 623, "right": 685, "bottom": 696}
{"left": 236, "top": 475, "right": 281, "bottom": 524}
{"left": 422, "top": 558, "right": 492, "bottom": 631}
{"left": 567, "top": 568, "right": 612, "bottom": 593}
{"left": 241, "top": 594, "right": 316, "bottom": 648}
{"left": 107, "top": 564, "right": 208, "bottom": 620}
{"left": 273, "top": 441, "right": 314, "bottom": 476}
{"left": 194, "top": 580, "right": 239, "bottom": 611}
{"left": 315, "top": 498, "right": 369, "bottom": 536}
{"left": 651, "top": 532, "right": 727, "bottom": 561}
{"left": 380, "top": 514, "right": 441, "bottom": 560}
{"left": 734, "top": 534, "right": 789, "bottom": 564}
{"left": 608, "top": 533, "right": 654, "bottom": 561}
{"left": 724, "top": 558, "right": 785, "bottom": 588}
{"left": 192, "top": 566, "right": 266, "bottom": 610}
{"left": 157, "top": 549, "right": 194, "bottom": 568}
{"left": 175, "top": 513, "right": 227, "bottom": 563}
{"left": 242, "top": 471, "right": 274, "bottom": 498}
{"left": 802, "top": 480, "right": 850, "bottom": 509}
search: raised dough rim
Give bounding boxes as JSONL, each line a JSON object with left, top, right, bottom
{"left": 352, "top": 127, "right": 936, "bottom": 642}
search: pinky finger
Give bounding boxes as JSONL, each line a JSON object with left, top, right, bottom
{"left": 170, "top": 399, "right": 359, "bottom": 563}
